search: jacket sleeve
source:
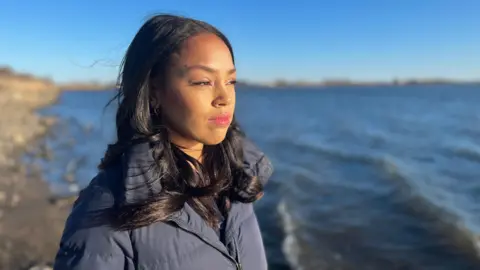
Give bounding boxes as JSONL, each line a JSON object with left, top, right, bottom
{"left": 53, "top": 174, "right": 135, "bottom": 270}
{"left": 242, "top": 137, "right": 274, "bottom": 186}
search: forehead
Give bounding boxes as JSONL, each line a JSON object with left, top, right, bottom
{"left": 171, "top": 33, "right": 234, "bottom": 69}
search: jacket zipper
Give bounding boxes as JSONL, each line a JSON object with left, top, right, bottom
{"left": 233, "top": 237, "right": 243, "bottom": 270}
{"left": 168, "top": 218, "right": 242, "bottom": 269}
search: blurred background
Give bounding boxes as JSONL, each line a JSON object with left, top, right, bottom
{"left": 0, "top": 1, "right": 479, "bottom": 269}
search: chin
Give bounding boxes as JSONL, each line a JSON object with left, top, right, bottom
{"left": 202, "top": 136, "right": 227, "bottom": 145}
{"left": 201, "top": 130, "right": 228, "bottom": 145}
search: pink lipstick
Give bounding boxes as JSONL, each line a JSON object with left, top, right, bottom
{"left": 209, "top": 113, "right": 232, "bottom": 127}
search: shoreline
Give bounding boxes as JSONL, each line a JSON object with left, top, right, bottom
{"left": 54, "top": 78, "right": 480, "bottom": 92}
{"left": 0, "top": 75, "right": 70, "bottom": 269}
{"left": 57, "top": 81, "right": 480, "bottom": 92}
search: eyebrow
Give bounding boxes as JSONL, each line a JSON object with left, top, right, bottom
{"left": 183, "top": 65, "right": 236, "bottom": 75}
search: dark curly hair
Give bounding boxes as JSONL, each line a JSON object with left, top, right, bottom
{"left": 98, "top": 14, "right": 263, "bottom": 230}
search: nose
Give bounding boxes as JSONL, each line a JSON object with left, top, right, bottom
{"left": 212, "top": 85, "right": 233, "bottom": 108}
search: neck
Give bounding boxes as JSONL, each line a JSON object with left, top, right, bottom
{"left": 176, "top": 143, "right": 204, "bottom": 161}
{"left": 168, "top": 130, "right": 204, "bottom": 161}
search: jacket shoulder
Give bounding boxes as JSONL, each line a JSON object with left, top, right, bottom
{"left": 242, "top": 137, "right": 274, "bottom": 186}
{"left": 53, "top": 168, "right": 135, "bottom": 270}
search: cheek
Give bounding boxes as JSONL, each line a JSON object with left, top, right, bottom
{"left": 162, "top": 89, "right": 210, "bottom": 127}
{"left": 232, "top": 93, "right": 237, "bottom": 109}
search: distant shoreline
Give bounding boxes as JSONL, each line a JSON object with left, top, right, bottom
{"left": 58, "top": 82, "right": 118, "bottom": 91}
{"left": 242, "top": 79, "right": 480, "bottom": 89}
{"left": 57, "top": 79, "right": 480, "bottom": 92}
{"left": 2, "top": 65, "right": 479, "bottom": 91}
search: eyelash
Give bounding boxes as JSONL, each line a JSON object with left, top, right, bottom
{"left": 191, "top": 81, "right": 211, "bottom": 86}
{"left": 191, "top": 80, "right": 237, "bottom": 86}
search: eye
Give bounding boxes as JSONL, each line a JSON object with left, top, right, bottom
{"left": 190, "top": 81, "right": 212, "bottom": 86}
{"left": 227, "top": 80, "right": 237, "bottom": 85}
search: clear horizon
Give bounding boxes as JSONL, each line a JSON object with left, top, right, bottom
{"left": 1, "top": 0, "right": 479, "bottom": 83}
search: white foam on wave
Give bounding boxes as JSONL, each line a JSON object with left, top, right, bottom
{"left": 277, "top": 199, "right": 305, "bottom": 270}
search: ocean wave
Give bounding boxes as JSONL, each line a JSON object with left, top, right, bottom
{"left": 275, "top": 139, "right": 480, "bottom": 265}
{"left": 272, "top": 136, "right": 381, "bottom": 166}
{"left": 445, "top": 144, "right": 480, "bottom": 163}
{"left": 377, "top": 156, "right": 480, "bottom": 259}
{"left": 277, "top": 198, "right": 358, "bottom": 270}
{"left": 458, "top": 127, "right": 480, "bottom": 142}
{"left": 278, "top": 200, "right": 305, "bottom": 270}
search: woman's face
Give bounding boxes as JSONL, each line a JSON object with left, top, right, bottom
{"left": 154, "top": 33, "right": 236, "bottom": 150}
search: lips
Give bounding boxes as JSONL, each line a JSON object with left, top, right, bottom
{"left": 209, "top": 113, "right": 232, "bottom": 126}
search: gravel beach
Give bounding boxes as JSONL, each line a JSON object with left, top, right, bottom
{"left": 0, "top": 68, "right": 70, "bottom": 270}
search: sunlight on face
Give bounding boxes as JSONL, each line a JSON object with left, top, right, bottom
{"left": 157, "top": 33, "right": 236, "bottom": 151}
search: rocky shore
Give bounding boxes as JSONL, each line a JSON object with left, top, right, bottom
{"left": 0, "top": 67, "right": 70, "bottom": 269}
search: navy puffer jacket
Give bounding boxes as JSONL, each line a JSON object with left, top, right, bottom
{"left": 53, "top": 139, "right": 273, "bottom": 270}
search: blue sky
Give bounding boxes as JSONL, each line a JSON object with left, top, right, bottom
{"left": 1, "top": 0, "right": 478, "bottom": 83}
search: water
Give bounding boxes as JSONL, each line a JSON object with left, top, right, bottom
{"left": 36, "top": 85, "right": 480, "bottom": 269}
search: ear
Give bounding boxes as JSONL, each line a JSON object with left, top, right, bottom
{"left": 151, "top": 93, "right": 161, "bottom": 108}
{"left": 149, "top": 79, "right": 162, "bottom": 108}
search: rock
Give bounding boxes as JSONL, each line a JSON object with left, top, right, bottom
{"left": 10, "top": 193, "right": 20, "bottom": 207}
{"left": 41, "top": 116, "right": 57, "bottom": 127}
{"left": 63, "top": 173, "right": 75, "bottom": 183}
{"left": 29, "top": 265, "right": 53, "bottom": 270}
{"left": 13, "top": 134, "right": 26, "bottom": 144}
{"left": 48, "top": 194, "right": 78, "bottom": 208}
{"left": 0, "top": 191, "right": 5, "bottom": 205}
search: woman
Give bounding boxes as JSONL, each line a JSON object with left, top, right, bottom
{"left": 53, "top": 14, "right": 273, "bottom": 270}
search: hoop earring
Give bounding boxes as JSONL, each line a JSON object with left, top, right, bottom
{"left": 153, "top": 106, "right": 162, "bottom": 116}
